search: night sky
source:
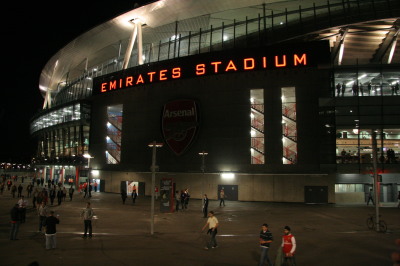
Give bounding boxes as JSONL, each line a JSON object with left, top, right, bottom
{"left": 1, "top": 1, "right": 151, "bottom": 163}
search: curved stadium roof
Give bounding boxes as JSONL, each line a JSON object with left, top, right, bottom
{"left": 39, "top": 0, "right": 399, "bottom": 104}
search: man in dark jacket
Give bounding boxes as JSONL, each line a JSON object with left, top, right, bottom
{"left": 258, "top": 223, "right": 273, "bottom": 266}
{"left": 10, "top": 204, "right": 21, "bottom": 240}
{"left": 43, "top": 211, "right": 60, "bottom": 249}
{"left": 57, "top": 188, "right": 63, "bottom": 205}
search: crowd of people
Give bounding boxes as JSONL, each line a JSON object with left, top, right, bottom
{"left": 335, "top": 81, "right": 399, "bottom": 97}
{"left": 2, "top": 174, "right": 94, "bottom": 250}
{"left": 3, "top": 174, "right": 399, "bottom": 265}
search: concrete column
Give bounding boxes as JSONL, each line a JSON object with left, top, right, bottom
{"left": 137, "top": 22, "right": 143, "bottom": 65}
{"left": 122, "top": 23, "right": 138, "bottom": 70}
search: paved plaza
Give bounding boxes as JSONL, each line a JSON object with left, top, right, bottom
{"left": 0, "top": 187, "right": 399, "bottom": 266}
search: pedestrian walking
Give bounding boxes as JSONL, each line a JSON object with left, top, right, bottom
{"left": 68, "top": 186, "right": 75, "bottom": 201}
{"left": 184, "top": 188, "right": 190, "bottom": 209}
{"left": 10, "top": 204, "right": 21, "bottom": 240}
{"left": 132, "top": 190, "right": 137, "bottom": 204}
{"left": 80, "top": 202, "right": 94, "bottom": 238}
{"left": 258, "top": 223, "right": 273, "bottom": 266}
{"left": 57, "top": 188, "right": 63, "bottom": 205}
{"left": 282, "top": 226, "right": 297, "bottom": 266}
{"left": 367, "top": 189, "right": 374, "bottom": 205}
{"left": 219, "top": 189, "right": 225, "bottom": 206}
{"left": 180, "top": 190, "right": 186, "bottom": 210}
{"left": 49, "top": 187, "right": 56, "bottom": 205}
{"left": 17, "top": 196, "right": 28, "bottom": 223}
{"left": 175, "top": 190, "right": 180, "bottom": 212}
{"left": 201, "top": 211, "right": 219, "bottom": 250}
{"left": 203, "top": 194, "right": 209, "bottom": 218}
{"left": 32, "top": 187, "right": 39, "bottom": 208}
{"left": 43, "top": 211, "right": 60, "bottom": 249}
{"left": 27, "top": 184, "right": 33, "bottom": 198}
{"left": 83, "top": 185, "right": 88, "bottom": 198}
{"left": 121, "top": 192, "right": 127, "bottom": 204}
{"left": 62, "top": 187, "right": 67, "bottom": 201}
{"left": 37, "top": 201, "right": 48, "bottom": 232}
{"left": 11, "top": 184, "right": 17, "bottom": 198}
{"left": 17, "top": 184, "right": 23, "bottom": 198}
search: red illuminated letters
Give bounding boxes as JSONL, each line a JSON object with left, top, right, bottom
{"left": 196, "top": 64, "right": 206, "bottom": 75}
{"left": 172, "top": 67, "right": 181, "bottom": 78}
{"left": 244, "top": 58, "right": 255, "bottom": 70}
{"left": 294, "top": 54, "right": 307, "bottom": 66}
{"left": 98, "top": 52, "right": 311, "bottom": 94}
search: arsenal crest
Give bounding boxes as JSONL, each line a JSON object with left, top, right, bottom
{"left": 162, "top": 99, "right": 198, "bottom": 155}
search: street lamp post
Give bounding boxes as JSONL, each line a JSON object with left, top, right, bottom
{"left": 83, "top": 154, "right": 94, "bottom": 196}
{"left": 148, "top": 141, "right": 163, "bottom": 235}
{"left": 198, "top": 151, "right": 208, "bottom": 208}
{"left": 371, "top": 131, "right": 380, "bottom": 232}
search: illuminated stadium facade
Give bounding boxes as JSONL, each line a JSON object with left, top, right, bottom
{"left": 31, "top": 0, "right": 400, "bottom": 203}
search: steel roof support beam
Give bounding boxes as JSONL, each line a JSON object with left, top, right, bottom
{"left": 331, "top": 27, "right": 348, "bottom": 65}
{"left": 371, "top": 20, "right": 400, "bottom": 63}
{"left": 122, "top": 19, "right": 144, "bottom": 70}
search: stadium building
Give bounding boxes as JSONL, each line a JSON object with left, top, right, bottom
{"left": 30, "top": 0, "right": 400, "bottom": 204}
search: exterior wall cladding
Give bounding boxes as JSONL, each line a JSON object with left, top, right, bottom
{"left": 89, "top": 44, "right": 335, "bottom": 203}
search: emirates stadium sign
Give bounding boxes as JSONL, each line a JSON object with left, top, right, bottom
{"left": 93, "top": 41, "right": 330, "bottom": 95}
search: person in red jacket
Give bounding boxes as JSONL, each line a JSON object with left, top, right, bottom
{"left": 282, "top": 225, "right": 296, "bottom": 266}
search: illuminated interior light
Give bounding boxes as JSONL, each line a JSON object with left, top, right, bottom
{"left": 338, "top": 43, "right": 344, "bottom": 66}
{"left": 358, "top": 74, "right": 366, "bottom": 79}
{"left": 221, "top": 173, "right": 235, "bottom": 179}
{"left": 280, "top": 22, "right": 284, "bottom": 25}
{"left": 251, "top": 130, "right": 255, "bottom": 136}
{"left": 250, "top": 113, "right": 255, "bottom": 118}
{"left": 107, "top": 122, "right": 111, "bottom": 127}
{"left": 250, "top": 97, "right": 255, "bottom": 103}
{"left": 223, "top": 35, "right": 229, "bottom": 41}
{"left": 91, "top": 170, "right": 99, "bottom": 177}
{"left": 346, "top": 80, "right": 354, "bottom": 86}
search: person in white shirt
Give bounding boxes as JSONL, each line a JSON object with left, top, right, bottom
{"left": 17, "top": 196, "right": 28, "bottom": 223}
{"left": 202, "top": 211, "right": 219, "bottom": 250}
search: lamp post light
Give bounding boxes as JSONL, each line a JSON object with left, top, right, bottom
{"left": 371, "top": 131, "right": 380, "bottom": 232}
{"left": 148, "top": 141, "right": 163, "bottom": 235}
{"left": 83, "top": 154, "right": 94, "bottom": 196}
{"left": 198, "top": 151, "right": 208, "bottom": 206}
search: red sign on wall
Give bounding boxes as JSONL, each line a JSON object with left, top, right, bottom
{"left": 162, "top": 99, "right": 198, "bottom": 156}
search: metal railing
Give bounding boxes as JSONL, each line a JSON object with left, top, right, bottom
{"left": 51, "top": 0, "right": 399, "bottom": 108}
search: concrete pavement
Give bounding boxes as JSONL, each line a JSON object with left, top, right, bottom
{"left": 0, "top": 187, "right": 399, "bottom": 266}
